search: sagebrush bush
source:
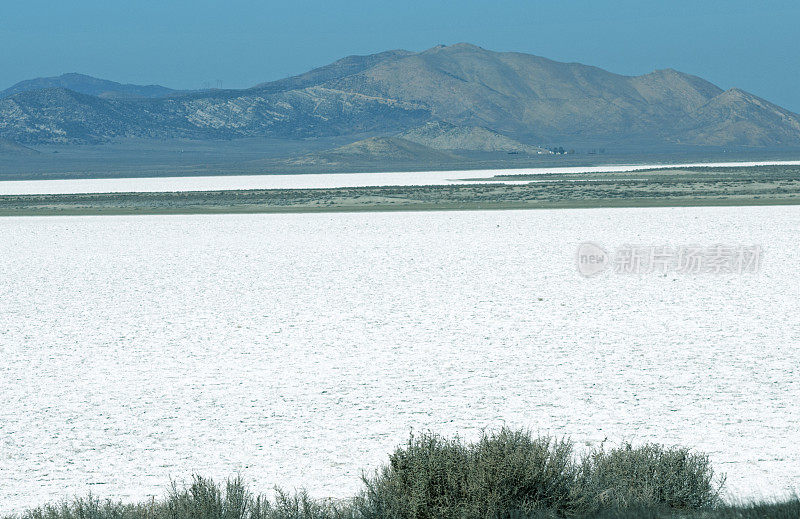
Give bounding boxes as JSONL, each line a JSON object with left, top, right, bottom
{"left": 577, "top": 443, "right": 723, "bottom": 511}
{"left": 12, "top": 477, "right": 358, "bottom": 519}
{"left": 358, "top": 429, "right": 585, "bottom": 517}
{"left": 8, "top": 428, "right": 790, "bottom": 519}
{"left": 362, "top": 431, "right": 481, "bottom": 517}
{"left": 465, "top": 429, "right": 581, "bottom": 515}
{"left": 357, "top": 429, "right": 723, "bottom": 517}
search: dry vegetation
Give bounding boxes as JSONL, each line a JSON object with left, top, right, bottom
{"left": 6, "top": 429, "right": 798, "bottom": 519}
{"left": 2, "top": 165, "right": 800, "bottom": 216}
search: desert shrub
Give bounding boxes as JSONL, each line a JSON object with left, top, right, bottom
{"left": 164, "top": 477, "right": 357, "bottom": 519}
{"left": 357, "top": 430, "right": 471, "bottom": 518}
{"left": 357, "top": 429, "right": 587, "bottom": 518}
{"left": 254, "top": 489, "right": 356, "bottom": 519}
{"left": 4, "top": 429, "right": 764, "bottom": 519}
{"left": 165, "top": 475, "right": 251, "bottom": 519}
{"left": 463, "top": 429, "right": 583, "bottom": 516}
{"left": 12, "top": 478, "right": 358, "bottom": 519}
{"left": 577, "top": 443, "right": 723, "bottom": 511}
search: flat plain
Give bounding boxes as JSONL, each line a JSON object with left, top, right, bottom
{"left": 1, "top": 205, "right": 798, "bottom": 515}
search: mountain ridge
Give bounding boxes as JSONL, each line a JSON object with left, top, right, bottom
{"left": 1, "top": 73, "right": 177, "bottom": 100}
{"left": 1, "top": 44, "right": 799, "bottom": 148}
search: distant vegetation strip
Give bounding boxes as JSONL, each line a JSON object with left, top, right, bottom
{"left": 5, "top": 429, "right": 798, "bottom": 519}
{"left": 1, "top": 164, "right": 799, "bottom": 216}
{"left": 467, "top": 164, "right": 800, "bottom": 181}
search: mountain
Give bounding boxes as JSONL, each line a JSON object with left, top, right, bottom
{"left": 250, "top": 49, "right": 414, "bottom": 95}
{"left": 290, "top": 136, "right": 459, "bottom": 166}
{"left": 1, "top": 44, "right": 799, "bottom": 147}
{"left": 0, "top": 85, "right": 430, "bottom": 144}
{"left": 0, "top": 137, "right": 36, "bottom": 155}
{"left": 677, "top": 88, "right": 800, "bottom": 146}
{"left": 0, "top": 88, "right": 168, "bottom": 143}
{"left": 326, "top": 44, "right": 798, "bottom": 144}
{"left": 399, "top": 121, "right": 548, "bottom": 153}
{"left": 0, "top": 73, "right": 176, "bottom": 99}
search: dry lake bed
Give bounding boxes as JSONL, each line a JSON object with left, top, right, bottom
{"left": 1, "top": 205, "right": 798, "bottom": 514}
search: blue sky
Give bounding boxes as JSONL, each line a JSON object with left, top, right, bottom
{"left": 2, "top": 0, "right": 799, "bottom": 111}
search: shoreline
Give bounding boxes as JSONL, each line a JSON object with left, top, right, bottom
{"left": 1, "top": 163, "right": 798, "bottom": 217}
{"left": 2, "top": 160, "right": 800, "bottom": 195}
{"left": 1, "top": 196, "right": 799, "bottom": 217}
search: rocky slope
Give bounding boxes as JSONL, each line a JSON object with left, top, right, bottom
{"left": 1, "top": 73, "right": 176, "bottom": 99}
{"left": 0, "top": 137, "right": 37, "bottom": 154}
{"left": 1, "top": 44, "right": 799, "bottom": 147}
{"left": 290, "top": 136, "right": 459, "bottom": 165}
{"left": 399, "top": 121, "right": 548, "bottom": 153}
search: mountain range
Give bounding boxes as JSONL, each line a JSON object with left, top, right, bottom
{"left": 0, "top": 72, "right": 177, "bottom": 100}
{"left": 1, "top": 43, "right": 799, "bottom": 149}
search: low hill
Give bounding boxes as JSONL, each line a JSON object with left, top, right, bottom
{"left": 1, "top": 73, "right": 176, "bottom": 99}
{"left": 399, "top": 122, "right": 549, "bottom": 153}
{"left": 0, "top": 137, "right": 37, "bottom": 155}
{"left": 291, "top": 136, "right": 459, "bottom": 165}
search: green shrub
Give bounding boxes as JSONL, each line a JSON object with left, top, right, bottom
{"left": 578, "top": 443, "right": 723, "bottom": 511}
{"left": 7, "top": 429, "right": 792, "bottom": 519}
{"left": 464, "top": 429, "right": 582, "bottom": 516}
{"left": 357, "top": 431, "right": 471, "bottom": 518}
{"left": 164, "top": 475, "right": 251, "bottom": 519}
{"left": 358, "top": 429, "right": 588, "bottom": 518}
{"left": 256, "top": 489, "right": 355, "bottom": 519}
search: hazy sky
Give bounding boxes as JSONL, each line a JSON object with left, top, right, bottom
{"left": 2, "top": 0, "right": 799, "bottom": 111}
